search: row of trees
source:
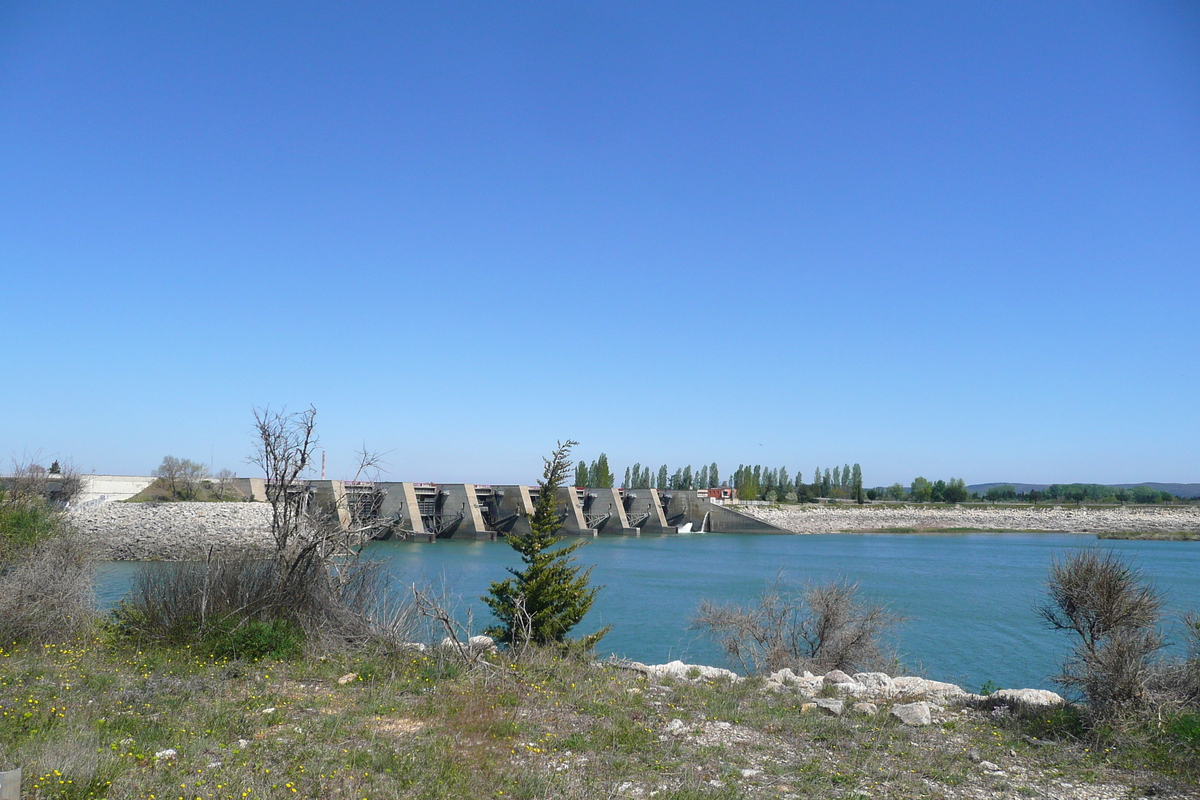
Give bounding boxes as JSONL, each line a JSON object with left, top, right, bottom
{"left": 573, "top": 457, "right": 871, "bottom": 503}
{"left": 576, "top": 458, "right": 723, "bottom": 491}
{"left": 732, "top": 463, "right": 865, "bottom": 503}
{"left": 984, "top": 483, "right": 1178, "bottom": 504}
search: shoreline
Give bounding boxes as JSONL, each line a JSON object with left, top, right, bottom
{"left": 67, "top": 501, "right": 1200, "bottom": 562}
{"left": 734, "top": 503, "right": 1200, "bottom": 536}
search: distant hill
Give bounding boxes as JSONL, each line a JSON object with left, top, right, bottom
{"left": 968, "top": 482, "right": 1200, "bottom": 499}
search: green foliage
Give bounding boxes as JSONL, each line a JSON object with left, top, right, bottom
{"left": 204, "top": 618, "right": 304, "bottom": 660}
{"left": 910, "top": 477, "right": 933, "bottom": 502}
{"left": 0, "top": 493, "right": 63, "bottom": 558}
{"left": 588, "top": 453, "right": 614, "bottom": 488}
{"left": 484, "top": 440, "right": 608, "bottom": 648}
{"left": 943, "top": 478, "right": 968, "bottom": 503}
{"left": 986, "top": 485, "right": 1018, "bottom": 502}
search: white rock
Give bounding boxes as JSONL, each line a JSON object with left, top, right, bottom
{"left": 814, "top": 698, "right": 844, "bottom": 716}
{"left": 646, "top": 660, "right": 741, "bottom": 682}
{"left": 891, "top": 676, "right": 966, "bottom": 702}
{"left": 853, "top": 672, "right": 896, "bottom": 696}
{"left": 890, "top": 701, "right": 932, "bottom": 726}
{"left": 991, "top": 688, "right": 1064, "bottom": 708}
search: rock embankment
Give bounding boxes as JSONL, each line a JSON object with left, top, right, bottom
{"left": 69, "top": 502, "right": 274, "bottom": 560}
{"left": 736, "top": 503, "right": 1200, "bottom": 535}
{"left": 620, "top": 660, "right": 1064, "bottom": 725}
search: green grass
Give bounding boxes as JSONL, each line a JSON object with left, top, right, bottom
{"left": 1, "top": 637, "right": 1198, "bottom": 799}
{"left": 1096, "top": 531, "right": 1200, "bottom": 541}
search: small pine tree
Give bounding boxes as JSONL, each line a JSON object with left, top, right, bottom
{"left": 484, "top": 441, "right": 607, "bottom": 648}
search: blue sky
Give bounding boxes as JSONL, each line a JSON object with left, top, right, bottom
{"left": 2, "top": 1, "right": 1197, "bottom": 487}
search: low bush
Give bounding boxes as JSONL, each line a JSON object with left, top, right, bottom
{"left": 111, "top": 551, "right": 408, "bottom": 657}
{"left": 0, "top": 485, "right": 94, "bottom": 643}
{"left": 691, "top": 574, "right": 901, "bottom": 675}
{"left": 1040, "top": 549, "right": 1200, "bottom": 739}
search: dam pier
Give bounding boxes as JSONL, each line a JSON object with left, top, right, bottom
{"left": 233, "top": 479, "right": 786, "bottom": 541}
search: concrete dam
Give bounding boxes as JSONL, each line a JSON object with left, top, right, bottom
{"left": 234, "top": 479, "right": 786, "bottom": 542}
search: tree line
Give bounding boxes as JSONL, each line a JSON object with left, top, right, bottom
{"left": 982, "top": 483, "right": 1178, "bottom": 504}
{"left": 571, "top": 454, "right": 1188, "bottom": 505}
{"left": 572, "top": 456, "right": 869, "bottom": 503}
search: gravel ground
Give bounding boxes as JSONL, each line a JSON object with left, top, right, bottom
{"left": 735, "top": 503, "right": 1200, "bottom": 535}
{"left": 68, "top": 501, "right": 274, "bottom": 560}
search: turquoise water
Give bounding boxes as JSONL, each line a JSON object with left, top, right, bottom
{"left": 94, "top": 532, "right": 1199, "bottom": 693}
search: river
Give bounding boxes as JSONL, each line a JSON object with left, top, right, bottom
{"left": 95, "top": 531, "right": 1198, "bottom": 693}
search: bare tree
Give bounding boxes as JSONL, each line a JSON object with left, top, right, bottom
{"left": 249, "top": 405, "right": 318, "bottom": 556}
{"left": 214, "top": 468, "right": 239, "bottom": 500}
{"left": 179, "top": 459, "right": 209, "bottom": 500}
{"left": 152, "top": 456, "right": 186, "bottom": 500}
{"left": 6, "top": 454, "right": 83, "bottom": 507}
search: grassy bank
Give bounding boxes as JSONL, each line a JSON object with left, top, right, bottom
{"left": 1097, "top": 531, "right": 1200, "bottom": 541}
{"left": 2, "top": 637, "right": 1198, "bottom": 800}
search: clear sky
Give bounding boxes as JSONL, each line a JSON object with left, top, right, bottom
{"left": 2, "top": 1, "right": 1197, "bottom": 487}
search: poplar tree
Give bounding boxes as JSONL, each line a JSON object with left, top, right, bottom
{"left": 484, "top": 440, "right": 607, "bottom": 647}
{"left": 592, "top": 454, "right": 614, "bottom": 488}
{"left": 709, "top": 463, "right": 719, "bottom": 488}
{"left": 657, "top": 465, "right": 668, "bottom": 489}
{"left": 697, "top": 464, "right": 709, "bottom": 491}
{"left": 575, "top": 461, "right": 589, "bottom": 488}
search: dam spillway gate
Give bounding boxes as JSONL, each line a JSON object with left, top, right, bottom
{"left": 235, "top": 478, "right": 786, "bottom": 542}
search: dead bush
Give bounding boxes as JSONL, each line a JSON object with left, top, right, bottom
{"left": 691, "top": 574, "right": 901, "bottom": 675}
{"left": 0, "top": 527, "right": 95, "bottom": 643}
{"left": 0, "top": 461, "right": 95, "bottom": 643}
{"left": 1040, "top": 549, "right": 1166, "bottom": 721}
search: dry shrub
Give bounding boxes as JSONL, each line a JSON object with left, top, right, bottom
{"left": 0, "top": 464, "right": 95, "bottom": 643}
{"left": 0, "top": 528, "right": 95, "bottom": 643}
{"left": 112, "top": 550, "right": 413, "bottom": 656}
{"left": 692, "top": 574, "right": 901, "bottom": 675}
{"left": 1040, "top": 549, "right": 1169, "bottom": 722}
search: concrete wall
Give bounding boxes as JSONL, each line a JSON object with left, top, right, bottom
{"left": 659, "top": 489, "right": 787, "bottom": 533}
{"left": 492, "top": 485, "right": 535, "bottom": 536}
{"left": 582, "top": 487, "right": 638, "bottom": 535}
{"left": 69, "top": 474, "right": 156, "bottom": 504}
{"left": 620, "top": 487, "right": 672, "bottom": 533}
{"left": 554, "top": 487, "right": 597, "bottom": 536}
{"left": 437, "top": 483, "right": 496, "bottom": 539}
